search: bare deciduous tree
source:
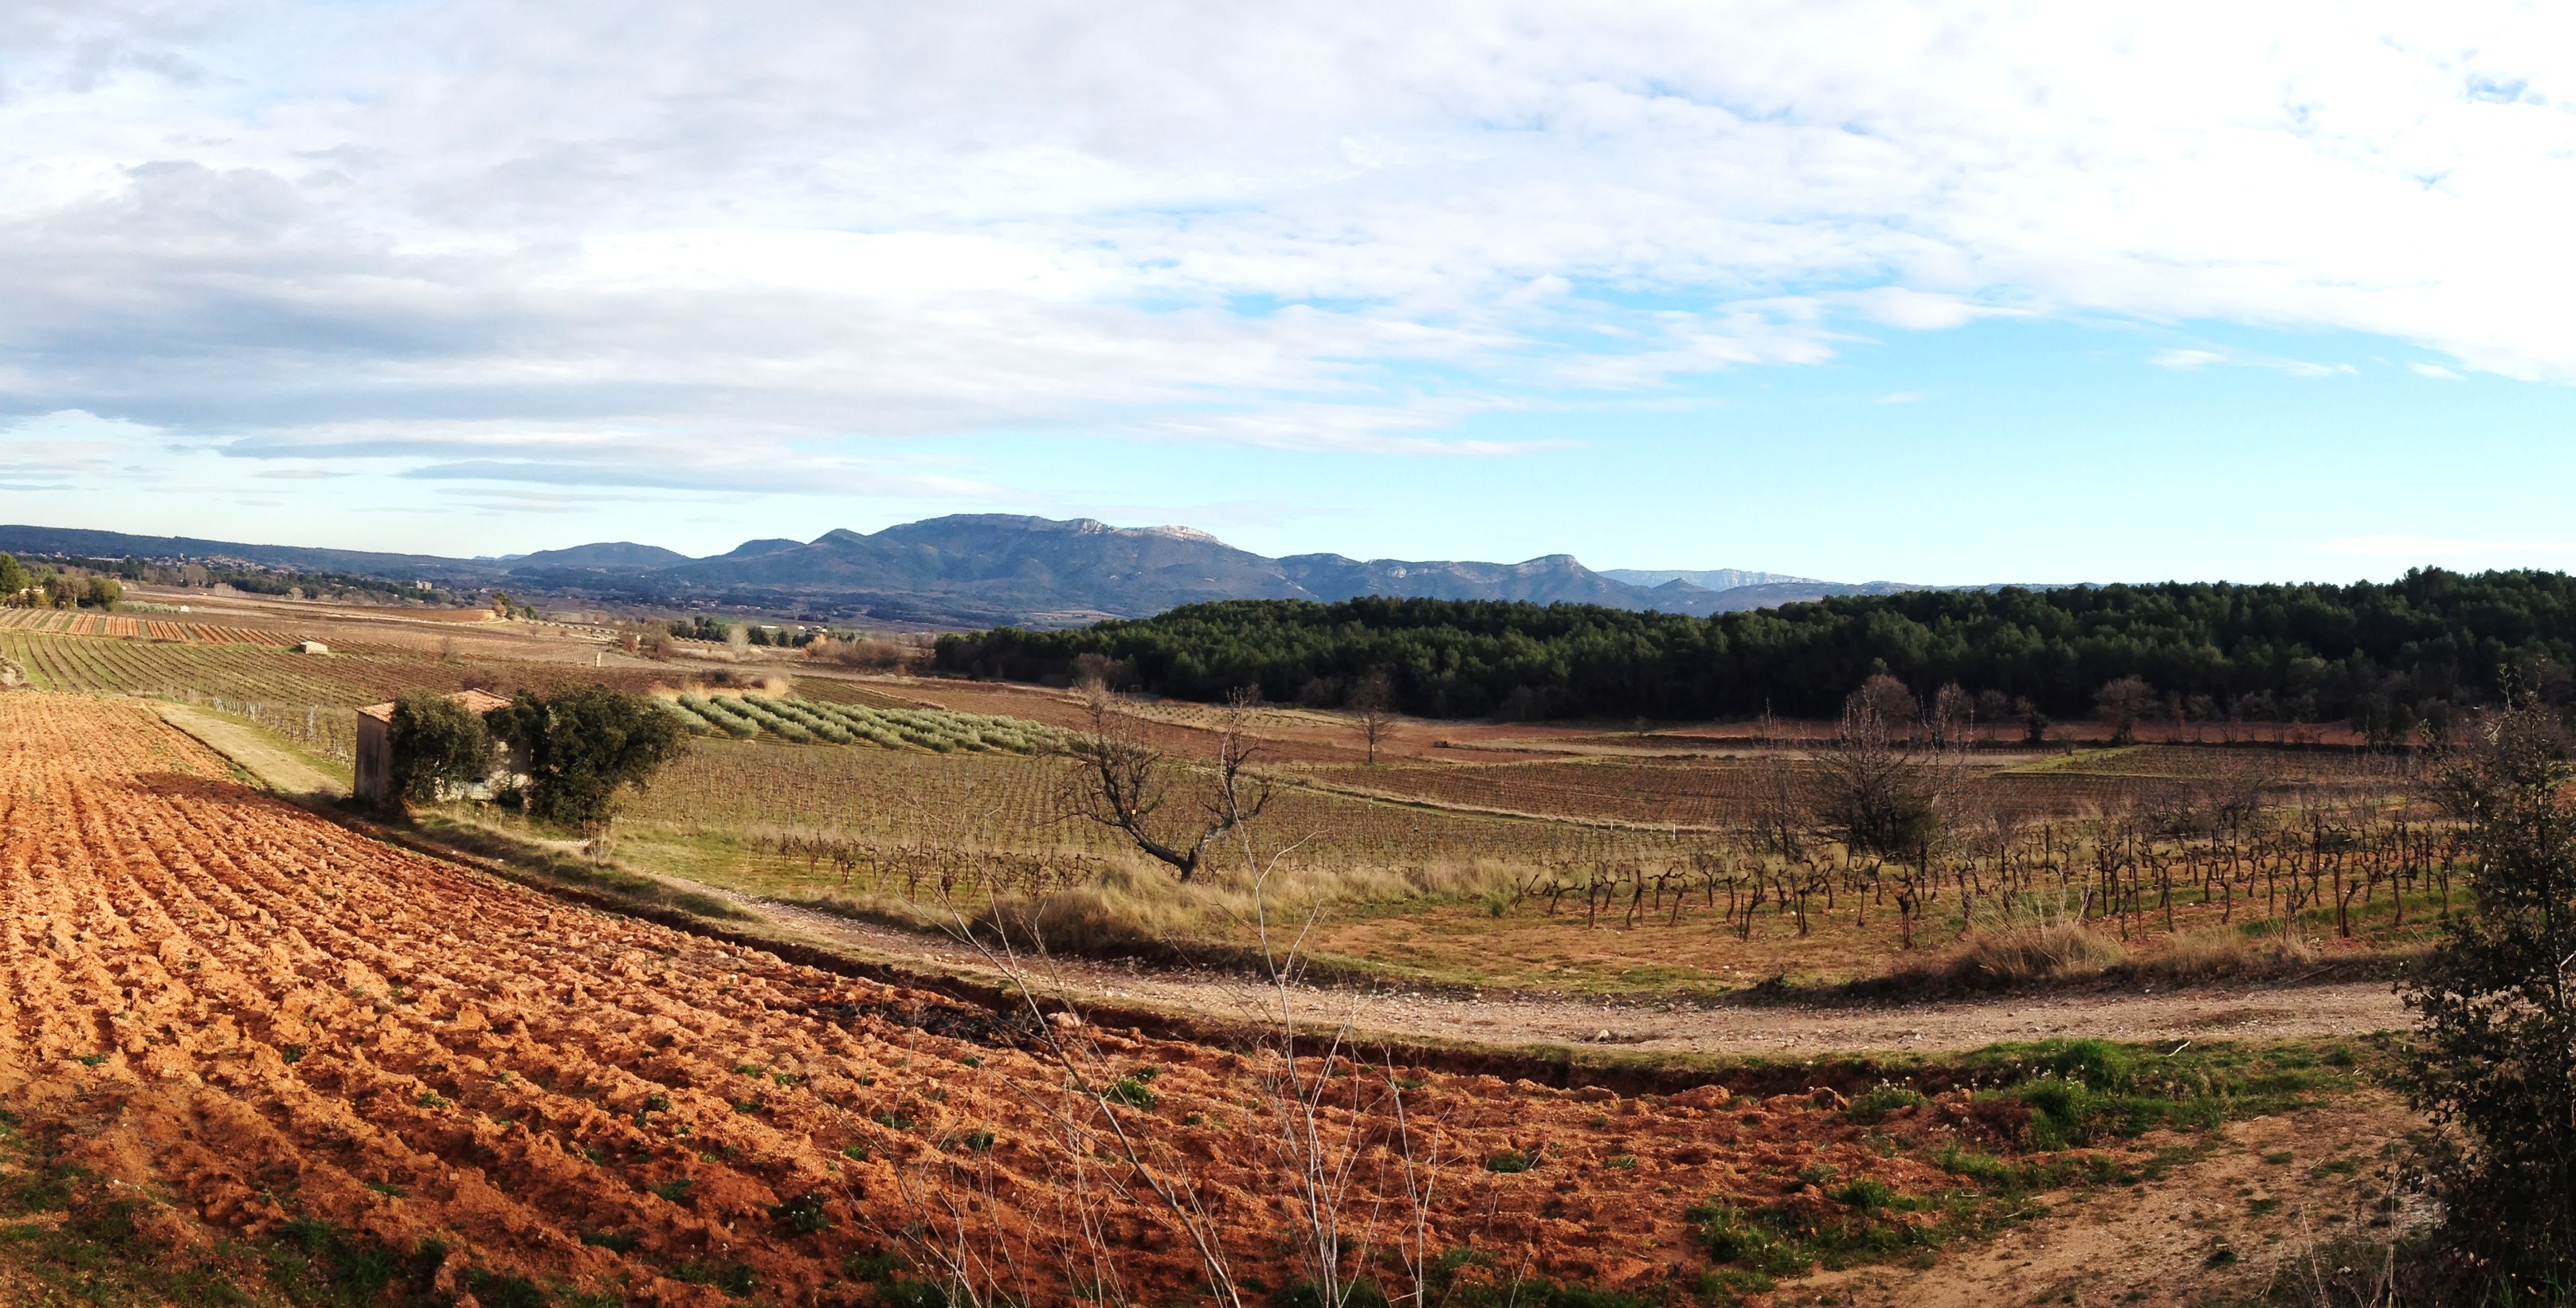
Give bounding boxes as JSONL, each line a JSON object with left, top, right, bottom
{"left": 1806, "top": 684, "right": 1951, "bottom": 859}
{"left": 1347, "top": 667, "right": 1395, "bottom": 765}
{"left": 2096, "top": 675, "right": 2156, "bottom": 746}
{"left": 1061, "top": 685, "right": 1271, "bottom": 882}
{"left": 1857, "top": 672, "right": 1917, "bottom": 735}
{"left": 1930, "top": 681, "right": 1974, "bottom": 750}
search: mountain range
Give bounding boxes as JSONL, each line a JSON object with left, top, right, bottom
{"left": 0, "top": 515, "right": 1928, "bottom": 627}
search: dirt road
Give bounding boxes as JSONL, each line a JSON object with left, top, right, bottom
{"left": 743, "top": 898, "right": 2413, "bottom": 1057}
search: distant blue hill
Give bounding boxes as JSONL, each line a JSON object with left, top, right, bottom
{"left": 0, "top": 515, "right": 1928, "bottom": 626}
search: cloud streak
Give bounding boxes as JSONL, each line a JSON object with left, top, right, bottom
{"left": 2, "top": 1, "right": 2574, "bottom": 503}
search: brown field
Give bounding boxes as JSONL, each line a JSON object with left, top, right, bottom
{"left": 0, "top": 691, "right": 2390, "bottom": 1306}
{"left": 0, "top": 606, "right": 290, "bottom": 645}
{"left": 118, "top": 587, "right": 625, "bottom": 664}
{"left": 604, "top": 720, "right": 2440, "bottom": 994}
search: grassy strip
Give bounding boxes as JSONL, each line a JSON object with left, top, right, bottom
{"left": 392, "top": 810, "right": 752, "bottom": 923}
{"left": 1682, "top": 1036, "right": 2384, "bottom": 1296}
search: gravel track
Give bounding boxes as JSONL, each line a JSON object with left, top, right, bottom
{"left": 747, "top": 900, "right": 2412, "bottom": 1057}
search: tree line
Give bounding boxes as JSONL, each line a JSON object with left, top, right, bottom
{"left": 12, "top": 550, "right": 452, "bottom": 605}
{"left": 931, "top": 569, "right": 2576, "bottom": 735}
{"left": 0, "top": 554, "right": 122, "bottom": 610}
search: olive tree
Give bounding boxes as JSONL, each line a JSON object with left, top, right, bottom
{"left": 484, "top": 687, "right": 687, "bottom": 826}
{"left": 386, "top": 692, "right": 498, "bottom": 806}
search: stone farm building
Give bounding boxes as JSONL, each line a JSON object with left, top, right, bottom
{"left": 354, "top": 689, "right": 513, "bottom": 805}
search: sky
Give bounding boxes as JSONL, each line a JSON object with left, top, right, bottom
{"left": 3, "top": 1, "right": 2574, "bottom": 584}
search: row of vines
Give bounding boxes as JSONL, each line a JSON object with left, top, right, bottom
{"left": 629, "top": 730, "right": 2459, "bottom": 956}
{"left": 661, "top": 693, "right": 1069, "bottom": 755}
{"left": 0, "top": 606, "right": 286, "bottom": 644}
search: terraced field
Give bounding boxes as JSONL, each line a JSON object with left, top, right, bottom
{"left": 2, "top": 692, "right": 2030, "bottom": 1306}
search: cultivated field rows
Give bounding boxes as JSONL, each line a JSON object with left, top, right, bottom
{"left": 0, "top": 606, "right": 288, "bottom": 645}
{"left": 0, "top": 694, "right": 1970, "bottom": 1305}
{"left": 0, "top": 630, "right": 675, "bottom": 708}
{"left": 1282, "top": 747, "right": 2400, "bottom": 832}
{"left": 633, "top": 738, "right": 1702, "bottom": 875}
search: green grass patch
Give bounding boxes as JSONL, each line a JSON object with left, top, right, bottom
{"left": 1684, "top": 1036, "right": 2377, "bottom": 1286}
{"left": 1103, "top": 1075, "right": 1159, "bottom": 1110}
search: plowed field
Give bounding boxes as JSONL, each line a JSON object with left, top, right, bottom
{"left": 0, "top": 693, "right": 2209, "bottom": 1306}
{"left": 0, "top": 607, "right": 288, "bottom": 644}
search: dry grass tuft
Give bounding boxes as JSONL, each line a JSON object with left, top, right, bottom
{"left": 2152, "top": 925, "right": 2321, "bottom": 979}
{"left": 1941, "top": 922, "right": 2129, "bottom": 988}
{"left": 1856, "top": 918, "right": 2370, "bottom": 999}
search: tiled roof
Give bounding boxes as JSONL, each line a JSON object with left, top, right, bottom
{"left": 356, "top": 688, "right": 516, "bottom": 723}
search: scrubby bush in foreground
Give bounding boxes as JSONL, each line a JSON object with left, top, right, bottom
{"left": 2405, "top": 693, "right": 2576, "bottom": 1290}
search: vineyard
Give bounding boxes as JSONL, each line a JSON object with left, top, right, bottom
{"left": 0, "top": 625, "right": 688, "bottom": 721}
{"left": 0, "top": 606, "right": 290, "bottom": 645}
{"left": 661, "top": 693, "right": 1071, "bottom": 755}
{"left": 629, "top": 739, "right": 1697, "bottom": 878}
{"left": 1287, "top": 746, "right": 2398, "bottom": 831}
{"left": 0, "top": 630, "right": 453, "bottom": 705}
{"left": 0, "top": 628, "right": 706, "bottom": 774}
{"left": 0, "top": 691, "right": 2220, "bottom": 1306}
{"left": 604, "top": 719, "right": 2458, "bottom": 991}
{"left": 1297, "top": 776, "right": 2456, "bottom": 990}
{"left": 0, "top": 607, "right": 2461, "bottom": 993}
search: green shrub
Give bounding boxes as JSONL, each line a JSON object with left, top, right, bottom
{"left": 484, "top": 687, "right": 687, "bottom": 826}
{"left": 1688, "top": 1203, "right": 1809, "bottom": 1277}
{"left": 386, "top": 692, "right": 496, "bottom": 805}
{"left": 770, "top": 1191, "right": 832, "bottom": 1235}
{"left": 1841, "top": 1083, "right": 1930, "bottom": 1124}
{"left": 1104, "top": 1075, "right": 1159, "bottom": 1110}
{"left": 2037, "top": 1038, "right": 2135, "bottom": 1091}
{"left": 2405, "top": 694, "right": 2576, "bottom": 1286}
{"left": 1270, "top": 1279, "right": 1390, "bottom": 1308}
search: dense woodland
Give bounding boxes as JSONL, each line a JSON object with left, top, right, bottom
{"left": 933, "top": 569, "right": 2576, "bottom": 736}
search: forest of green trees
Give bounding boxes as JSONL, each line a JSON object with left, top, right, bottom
{"left": 931, "top": 570, "right": 2576, "bottom": 739}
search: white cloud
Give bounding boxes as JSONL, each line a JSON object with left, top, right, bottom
{"left": 1841, "top": 288, "right": 2006, "bottom": 331}
{"left": 0, "top": 0, "right": 2573, "bottom": 495}
{"left": 2151, "top": 349, "right": 2227, "bottom": 370}
{"left": 2411, "top": 362, "right": 2468, "bottom": 380}
{"left": 2150, "top": 346, "right": 2354, "bottom": 376}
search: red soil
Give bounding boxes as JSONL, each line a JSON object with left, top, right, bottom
{"left": 0, "top": 693, "right": 2011, "bottom": 1305}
